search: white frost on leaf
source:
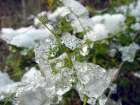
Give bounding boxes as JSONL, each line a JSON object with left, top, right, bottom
{"left": 119, "top": 43, "right": 140, "bottom": 62}
{"left": 61, "top": 33, "right": 81, "bottom": 50}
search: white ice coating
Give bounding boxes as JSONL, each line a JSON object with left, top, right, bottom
{"left": 34, "top": 36, "right": 118, "bottom": 105}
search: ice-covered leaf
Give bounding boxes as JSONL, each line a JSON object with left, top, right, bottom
{"left": 74, "top": 62, "right": 117, "bottom": 99}
{"left": 61, "top": 33, "right": 81, "bottom": 50}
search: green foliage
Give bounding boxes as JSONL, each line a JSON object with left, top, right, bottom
{"left": 56, "top": 17, "right": 73, "bottom": 35}
{"left": 50, "top": 62, "right": 59, "bottom": 75}
{"left": 125, "top": 16, "right": 136, "bottom": 26}
{"left": 115, "top": 32, "right": 133, "bottom": 46}
{"left": 0, "top": 100, "right": 12, "bottom": 105}
{"left": 94, "top": 41, "right": 108, "bottom": 55}
{"left": 83, "top": 95, "right": 88, "bottom": 105}
{"left": 5, "top": 46, "right": 37, "bottom": 81}
{"left": 90, "top": 40, "right": 116, "bottom": 68}
{"left": 109, "top": 0, "right": 133, "bottom": 7}
{"left": 48, "top": 0, "right": 63, "bottom": 11}
{"left": 118, "top": 78, "right": 130, "bottom": 88}
{"left": 60, "top": 89, "right": 81, "bottom": 105}
{"left": 135, "top": 32, "right": 140, "bottom": 45}
{"left": 64, "top": 56, "right": 73, "bottom": 69}
{"left": 0, "top": 95, "right": 13, "bottom": 105}
{"left": 75, "top": 31, "right": 86, "bottom": 39}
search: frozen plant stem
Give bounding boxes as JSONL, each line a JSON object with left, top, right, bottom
{"left": 37, "top": 16, "right": 62, "bottom": 48}
{"left": 83, "top": 95, "right": 88, "bottom": 105}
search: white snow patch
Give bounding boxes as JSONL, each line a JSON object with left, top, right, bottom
{"left": 85, "top": 24, "right": 109, "bottom": 41}
{"left": 63, "top": 0, "right": 88, "bottom": 17}
{"left": 1, "top": 26, "right": 52, "bottom": 48}
{"left": 0, "top": 71, "right": 14, "bottom": 87}
{"left": 91, "top": 14, "right": 126, "bottom": 33}
{"left": 48, "top": 6, "right": 70, "bottom": 21}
